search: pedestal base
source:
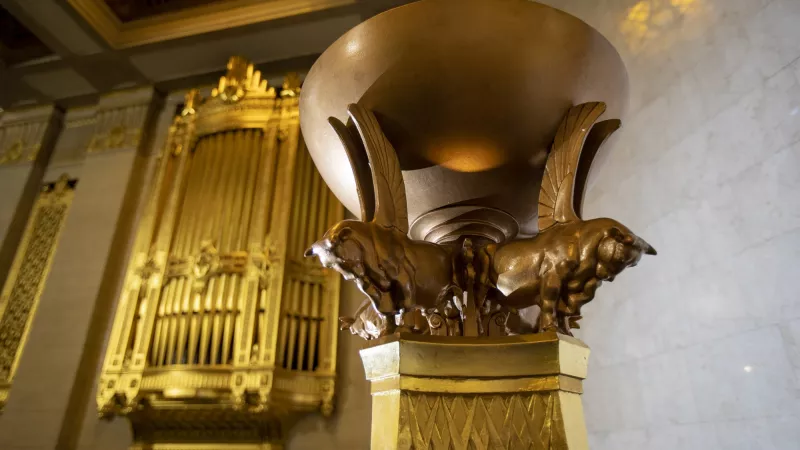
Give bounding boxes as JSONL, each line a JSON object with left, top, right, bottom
{"left": 360, "top": 333, "right": 590, "bottom": 450}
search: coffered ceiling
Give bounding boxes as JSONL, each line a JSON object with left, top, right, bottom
{"left": 0, "top": 0, "right": 412, "bottom": 110}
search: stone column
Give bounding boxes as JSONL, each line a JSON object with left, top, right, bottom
{"left": 360, "top": 333, "right": 590, "bottom": 450}
{"left": 0, "top": 87, "right": 162, "bottom": 450}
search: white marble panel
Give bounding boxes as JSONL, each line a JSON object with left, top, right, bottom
{"left": 543, "top": 0, "right": 800, "bottom": 449}
{"left": 685, "top": 326, "right": 798, "bottom": 421}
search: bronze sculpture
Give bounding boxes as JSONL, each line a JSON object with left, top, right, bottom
{"left": 306, "top": 102, "right": 655, "bottom": 338}
{"left": 305, "top": 105, "right": 458, "bottom": 334}
{"left": 298, "top": 2, "right": 653, "bottom": 447}
{"left": 488, "top": 102, "right": 656, "bottom": 334}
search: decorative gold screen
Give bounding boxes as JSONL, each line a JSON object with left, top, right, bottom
{"left": 98, "top": 57, "right": 343, "bottom": 449}
{"left": 0, "top": 175, "right": 76, "bottom": 409}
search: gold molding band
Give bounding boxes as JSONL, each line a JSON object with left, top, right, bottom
{"left": 370, "top": 374, "right": 584, "bottom": 395}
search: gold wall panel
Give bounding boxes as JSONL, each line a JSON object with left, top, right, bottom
{"left": 98, "top": 57, "right": 343, "bottom": 449}
{"left": 0, "top": 175, "right": 77, "bottom": 409}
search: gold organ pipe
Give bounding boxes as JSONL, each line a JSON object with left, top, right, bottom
{"left": 186, "top": 137, "right": 212, "bottom": 254}
{"left": 176, "top": 276, "right": 191, "bottom": 364}
{"left": 165, "top": 277, "right": 181, "bottom": 364}
{"left": 238, "top": 131, "right": 260, "bottom": 250}
{"left": 151, "top": 157, "right": 177, "bottom": 237}
{"left": 210, "top": 275, "right": 225, "bottom": 364}
{"left": 151, "top": 284, "right": 165, "bottom": 365}
{"left": 199, "top": 278, "right": 215, "bottom": 364}
{"left": 307, "top": 284, "right": 320, "bottom": 371}
{"left": 305, "top": 158, "right": 322, "bottom": 261}
{"left": 293, "top": 150, "right": 313, "bottom": 259}
{"left": 164, "top": 280, "right": 178, "bottom": 365}
{"left": 234, "top": 132, "right": 261, "bottom": 366}
{"left": 285, "top": 279, "right": 300, "bottom": 369}
{"left": 208, "top": 131, "right": 235, "bottom": 364}
{"left": 188, "top": 291, "right": 200, "bottom": 364}
{"left": 260, "top": 132, "right": 279, "bottom": 241}
{"left": 176, "top": 138, "right": 204, "bottom": 256}
{"left": 291, "top": 149, "right": 314, "bottom": 370}
{"left": 275, "top": 280, "right": 290, "bottom": 366}
{"left": 214, "top": 131, "right": 236, "bottom": 246}
{"left": 203, "top": 134, "right": 221, "bottom": 247}
{"left": 319, "top": 172, "right": 332, "bottom": 242}
{"left": 247, "top": 133, "right": 277, "bottom": 364}
{"left": 218, "top": 131, "right": 238, "bottom": 252}
{"left": 174, "top": 139, "right": 207, "bottom": 257}
{"left": 155, "top": 282, "right": 173, "bottom": 365}
{"left": 237, "top": 130, "right": 253, "bottom": 249}
{"left": 297, "top": 281, "right": 310, "bottom": 370}
{"left": 224, "top": 130, "right": 242, "bottom": 251}
{"left": 195, "top": 135, "right": 222, "bottom": 251}
{"left": 221, "top": 275, "right": 237, "bottom": 364}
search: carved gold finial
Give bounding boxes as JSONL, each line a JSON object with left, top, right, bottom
{"left": 211, "top": 56, "right": 271, "bottom": 103}
{"left": 181, "top": 89, "right": 201, "bottom": 116}
{"left": 281, "top": 73, "right": 302, "bottom": 97}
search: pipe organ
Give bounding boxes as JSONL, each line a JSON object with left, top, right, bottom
{"left": 98, "top": 57, "right": 343, "bottom": 449}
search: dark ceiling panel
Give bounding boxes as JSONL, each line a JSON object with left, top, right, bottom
{"left": 104, "top": 0, "right": 223, "bottom": 22}
{"left": 0, "top": 5, "right": 54, "bottom": 66}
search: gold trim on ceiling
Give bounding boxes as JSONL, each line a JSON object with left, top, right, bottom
{"left": 67, "top": 0, "right": 356, "bottom": 49}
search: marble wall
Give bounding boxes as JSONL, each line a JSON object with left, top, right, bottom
{"left": 538, "top": 0, "right": 800, "bottom": 448}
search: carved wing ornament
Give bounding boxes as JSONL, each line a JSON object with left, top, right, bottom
{"left": 538, "top": 102, "right": 607, "bottom": 230}
{"left": 329, "top": 116, "right": 375, "bottom": 222}
{"left": 330, "top": 104, "right": 409, "bottom": 233}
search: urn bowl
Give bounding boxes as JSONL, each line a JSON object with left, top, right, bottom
{"left": 300, "top": 0, "right": 628, "bottom": 240}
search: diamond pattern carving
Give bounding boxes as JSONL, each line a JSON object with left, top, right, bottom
{"left": 399, "top": 392, "right": 568, "bottom": 450}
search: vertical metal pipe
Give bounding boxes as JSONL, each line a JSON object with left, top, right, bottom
{"left": 292, "top": 150, "right": 313, "bottom": 259}
{"left": 188, "top": 290, "right": 201, "bottom": 364}
{"left": 221, "top": 274, "right": 237, "bottom": 365}
{"left": 199, "top": 277, "right": 216, "bottom": 365}
{"left": 165, "top": 277, "right": 183, "bottom": 365}
{"left": 176, "top": 276, "right": 191, "bottom": 364}
{"left": 210, "top": 274, "right": 226, "bottom": 364}
{"left": 173, "top": 141, "right": 205, "bottom": 256}
{"left": 217, "top": 131, "right": 238, "bottom": 252}
{"left": 304, "top": 164, "right": 322, "bottom": 262}
{"left": 227, "top": 130, "right": 250, "bottom": 251}
{"left": 275, "top": 280, "right": 290, "bottom": 367}
{"left": 296, "top": 281, "right": 310, "bottom": 370}
{"left": 307, "top": 283, "right": 321, "bottom": 371}
{"left": 237, "top": 131, "right": 260, "bottom": 250}
{"left": 285, "top": 279, "right": 301, "bottom": 370}
{"left": 196, "top": 134, "right": 224, "bottom": 251}
{"left": 150, "top": 284, "right": 166, "bottom": 366}
{"left": 156, "top": 281, "right": 174, "bottom": 366}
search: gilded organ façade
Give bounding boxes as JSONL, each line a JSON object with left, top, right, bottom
{"left": 0, "top": 57, "right": 344, "bottom": 450}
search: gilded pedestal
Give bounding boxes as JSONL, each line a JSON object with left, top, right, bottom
{"left": 360, "top": 333, "right": 590, "bottom": 450}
